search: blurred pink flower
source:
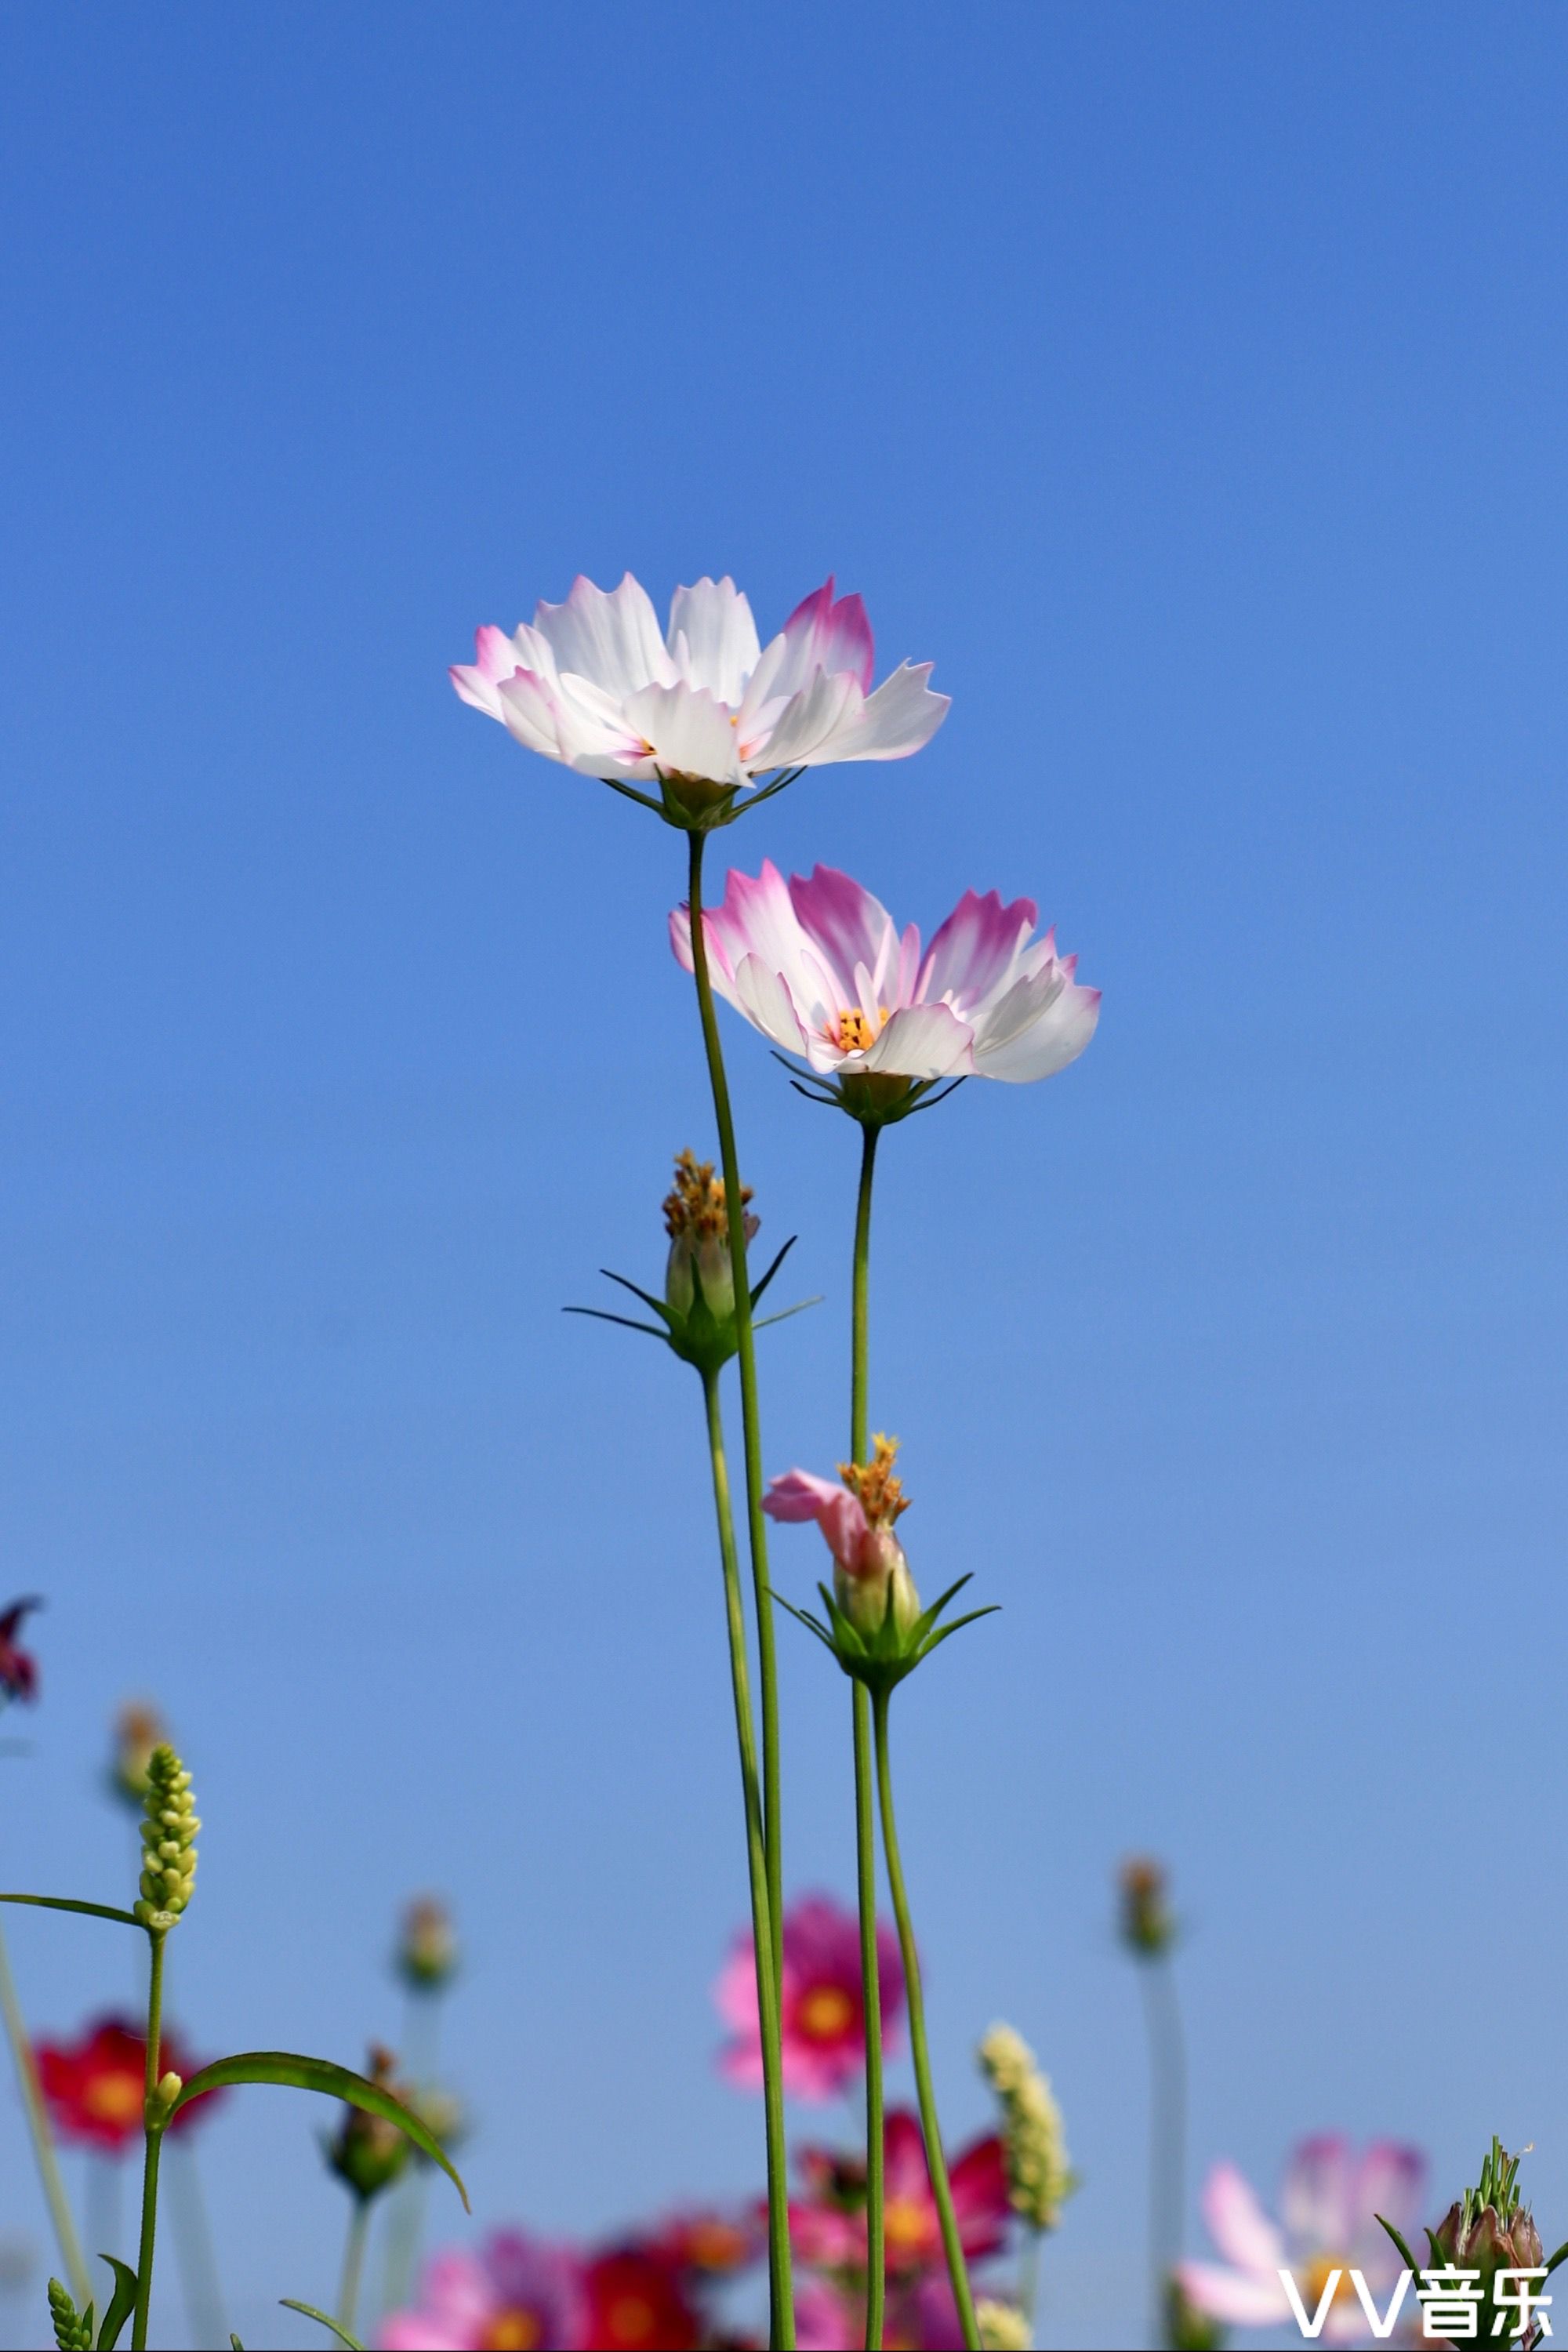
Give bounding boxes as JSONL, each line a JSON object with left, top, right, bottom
{"left": 0, "top": 1597, "right": 41, "bottom": 1704}
{"left": 1178, "top": 2136, "right": 1426, "bottom": 2345}
{"left": 452, "top": 573, "right": 946, "bottom": 787}
{"left": 379, "top": 2231, "right": 586, "bottom": 2350}
{"left": 792, "top": 2109, "right": 1009, "bottom": 2281}
{"left": 715, "top": 1891, "right": 904, "bottom": 2101}
{"left": 794, "top": 2275, "right": 964, "bottom": 2350}
{"left": 670, "top": 862, "right": 1098, "bottom": 1083}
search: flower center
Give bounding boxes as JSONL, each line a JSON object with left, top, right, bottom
{"left": 797, "top": 1984, "right": 855, "bottom": 2041}
{"left": 834, "top": 1007, "right": 889, "bottom": 1054}
{"left": 884, "top": 2197, "right": 930, "bottom": 2253}
{"left": 607, "top": 2296, "right": 655, "bottom": 2343}
{"left": 486, "top": 2314, "right": 543, "bottom": 2352}
{"left": 1299, "top": 2256, "right": 1356, "bottom": 2314}
{"left": 838, "top": 1435, "right": 910, "bottom": 1527}
{"left": 83, "top": 2074, "right": 143, "bottom": 2126}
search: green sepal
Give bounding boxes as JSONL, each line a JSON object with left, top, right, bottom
{"left": 279, "top": 2299, "right": 365, "bottom": 2350}
{"left": 169, "top": 2053, "right": 468, "bottom": 2209}
{"left": 1374, "top": 2213, "right": 1421, "bottom": 2279}
{"left": 568, "top": 1240, "right": 817, "bottom": 1379}
{"left": 0, "top": 1893, "right": 141, "bottom": 1930}
{"left": 768, "top": 1055, "right": 968, "bottom": 1131}
{"left": 776, "top": 1571, "right": 999, "bottom": 1695}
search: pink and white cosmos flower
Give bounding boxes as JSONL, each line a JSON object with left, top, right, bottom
{"left": 1178, "top": 2137, "right": 1427, "bottom": 2345}
{"left": 763, "top": 1466, "right": 906, "bottom": 1588}
{"left": 451, "top": 573, "right": 947, "bottom": 788}
{"left": 670, "top": 862, "right": 1099, "bottom": 1084}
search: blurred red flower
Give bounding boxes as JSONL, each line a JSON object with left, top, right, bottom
{"left": 35, "top": 2016, "right": 222, "bottom": 2153}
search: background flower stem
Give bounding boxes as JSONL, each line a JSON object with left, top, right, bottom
{"left": 129, "top": 1928, "right": 165, "bottom": 2351}
{"left": 1139, "top": 1951, "right": 1187, "bottom": 2350}
{"left": 685, "top": 828, "right": 794, "bottom": 2350}
{"left": 0, "top": 1916, "right": 92, "bottom": 2309}
{"left": 872, "top": 1690, "right": 981, "bottom": 2352}
{"left": 336, "top": 2197, "right": 369, "bottom": 2338}
{"left": 702, "top": 1363, "right": 795, "bottom": 2346}
{"left": 850, "top": 1121, "right": 886, "bottom": 2351}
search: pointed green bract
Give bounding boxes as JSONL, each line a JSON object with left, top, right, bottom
{"left": 775, "top": 1572, "right": 998, "bottom": 1696}
{"left": 280, "top": 2299, "right": 366, "bottom": 2350}
{"left": 169, "top": 2053, "right": 469, "bottom": 2209}
{"left": 95, "top": 2258, "right": 139, "bottom": 2350}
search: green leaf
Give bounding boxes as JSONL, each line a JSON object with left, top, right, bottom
{"left": 95, "top": 2258, "right": 139, "bottom": 2351}
{"left": 279, "top": 2300, "right": 365, "bottom": 2350}
{"left": 0, "top": 1893, "right": 141, "bottom": 1930}
{"left": 1542, "top": 2237, "right": 1568, "bottom": 2279}
{"left": 1374, "top": 2213, "right": 1421, "bottom": 2279}
{"left": 170, "top": 2054, "right": 468, "bottom": 2209}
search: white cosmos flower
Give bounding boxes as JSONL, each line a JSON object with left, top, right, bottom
{"left": 670, "top": 862, "right": 1100, "bottom": 1085}
{"left": 450, "top": 573, "right": 948, "bottom": 789}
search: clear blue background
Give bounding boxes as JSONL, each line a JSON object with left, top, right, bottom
{"left": 2, "top": 6, "right": 1565, "bottom": 2345}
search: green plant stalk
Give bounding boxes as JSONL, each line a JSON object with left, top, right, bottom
{"left": 379, "top": 1988, "right": 443, "bottom": 2322}
{"left": 849, "top": 1123, "right": 886, "bottom": 2351}
{"left": 1139, "top": 1952, "right": 1187, "bottom": 2352}
{"left": 130, "top": 1929, "right": 167, "bottom": 2351}
{"left": 0, "top": 1916, "right": 92, "bottom": 2308}
{"left": 685, "top": 829, "right": 793, "bottom": 2350}
{"left": 702, "top": 1367, "right": 795, "bottom": 2347}
{"left": 872, "top": 1692, "right": 981, "bottom": 2352}
{"left": 337, "top": 2198, "right": 371, "bottom": 2337}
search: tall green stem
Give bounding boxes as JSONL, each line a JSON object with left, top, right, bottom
{"left": 337, "top": 2198, "right": 370, "bottom": 2337}
{"left": 129, "top": 1929, "right": 166, "bottom": 2351}
{"left": 872, "top": 1693, "right": 981, "bottom": 2352}
{"left": 1139, "top": 1955, "right": 1187, "bottom": 2350}
{"left": 0, "top": 1918, "right": 91, "bottom": 2308}
{"left": 702, "top": 1367, "right": 795, "bottom": 2346}
{"left": 849, "top": 1123, "right": 885, "bottom": 2350}
{"left": 685, "top": 829, "right": 783, "bottom": 1974}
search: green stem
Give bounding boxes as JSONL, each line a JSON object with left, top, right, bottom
{"left": 336, "top": 2198, "right": 370, "bottom": 2337}
{"left": 0, "top": 1917, "right": 92, "bottom": 2308}
{"left": 379, "top": 1989, "right": 442, "bottom": 2321}
{"left": 849, "top": 1122, "right": 884, "bottom": 2351}
{"left": 686, "top": 829, "right": 793, "bottom": 2350}
{"left": 872, "top": 1693, "right": 981, "bottom": 2352}
{"left": 130, "top": 1929, "right": 166, "bottom": 2351}
{"left": 702, "top": 1367, "right": 794, "bottom": 2347}
{"left": 1139, "top": 1955, "right": 1187, "bottom": 2351}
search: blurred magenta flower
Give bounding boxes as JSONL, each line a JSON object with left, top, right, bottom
{"left": 1178, "top": 2136, "right": 1426, "bottom": 2344}
{"left": 379, "top": 2231, "right": 586, "bottom": 2350}
{"left": 792, "top": 2108, "right": 1009, "bottom": 2281}
{"left": 670, "top": 862, "right": 1098, "bottom": 1083}
{"left": 36, "top": 2016, "right": 220, "bottom": 2154}
{"left": 0, "top": 1597, "right": 42, "bottom": 1704}
{"left": 452, "top": 573, "right": 946, "bottom": 787}
{"left": 794, "top": 2274, "right": 965, "bottom": 2351}
{"left": 581, "top": 2248, "right": 700, "bottom": 2350}
{"left": 716, "top": 1890, "right": 904, "bottom": 2100}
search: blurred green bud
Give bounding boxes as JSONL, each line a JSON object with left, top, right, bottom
{"left": 1118, "top": 1856, "right": 1176, "bottom": 1958}
{"left": 978, "top": 2022, "right": 1076, "bottom": 2232}
{"left": 976, "top": 2301, "right": 1031, "bottom": 2350}
{"left": 1165, "top": 2271, "right": 1227, "bottom": 2350}
{"left": 326, "top": 2045, "right": 414, "bottom": 2204}
{"left": 397, "top": 1895, "right": 458, "bottom": 1993}
{"left": 133, "top": 1745, "right": 198, "bottom": 1931}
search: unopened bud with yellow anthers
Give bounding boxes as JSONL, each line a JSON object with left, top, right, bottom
{"left": 568, "top": 1150, "right": 813, "bottom": 1380}
{"left": 133, "top": 1744, "right": 198, "bottom": 1933}
{"left": 978, "top": 2023, "right": 1077, "bottom": 2234}
{"left": 767, "top": 1435, "right": 998, "bottom": 1695}
{"left": 975, "top": 2301, "right": 1032, "bottom": 2352}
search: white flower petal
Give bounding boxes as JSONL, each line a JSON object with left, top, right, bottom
{"left": 749, "top": 670, "right": 860, "bottom": 770}
{"left": 733, "top": 953, "right": 814, "bottom": 1059}
{"left": 529, "top": 573, "right": 675, "bottom": 699}
{"left": 973, "top": 975, "right": 1100, "bottom": 1082}
{"left": 860, "top": 1003, "right": 975, "bottom": 1080}
{"left": 666, "top": 578, "right": 761, "bottom": 705}
{"left": 808, "top": 660, "right": 950, "bottom": 763}
{"left": 622, "top": 682, "right": 743, "bottom": 786}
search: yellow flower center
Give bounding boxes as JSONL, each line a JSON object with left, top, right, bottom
{"left": 884, "top": 2197, "right": 930, "bottom": 2253}
{"left": 607, "top": 2296, "right": 655, "bottom": 2343}
{"left": 663, "top": 1147, "right": 750, "bottom": 1243}
{"left": 838, "top": 1435, "right": 910, "bottom": 1526}
{"left": 485, "top": 2314, "right": 543, "bottom": 2352}
{"left": 84, "top": 2074, "right": 143, "bottom": 2125}
{"left": 835, "top": 1006, "right": 894, "bottom": 1054}
{"left": 1299, "top": 2256, "right": 1356, "bottom": 2315}
{"left": 797, "top": 1984, "right": 855, "bottom": 2041}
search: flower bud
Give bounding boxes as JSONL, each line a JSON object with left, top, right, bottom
{"left": 133, "top": 1746, "right": 198, "bottom": 1933}
{"left": 1117, "top": 1856, "right": 1175, "bottom": 1958}
{"left": 326, "top": 2045, "right": 415, "bottom": 2204}
{"left": 834, "top": 1541, "right": 921, "bottom": 1640}
{"left": 396, "top": 1895, "right": 459, "bottom": 1993}
{"left": 1429, "top": 2139, "right": 1544, "bottom": 2324}
{"left": 662, "top": 1149, "right": 756, "bottom": 1322}
{"left": 108, "top": 1700, "right": 167, "bottom": 1811}
{"left": 976, "top": 2302, "right": 1031, "bottom": 2351}
{"left": 978, "top": 2023, "right": 1076, "bottom": 2232}
{"left": 149, "top": 2070, "right": 183, "bottom": 2126}
{"left": 47, "top": 2279, "right": 92, "bottom": 2352}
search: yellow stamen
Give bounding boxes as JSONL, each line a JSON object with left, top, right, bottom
{"left": 835, "top": 1006, "right": 891, "bottom": 1054}
{"left": 486, "top": 2314, "right": 543, "bottom": 2352}
{"left": 662, "top": 1147, "right": 751, "bottom": 1244}
{"left": 797, "top": 1984, "right": 855, "bottom": 2041}
{"left": 84, "top": 2074, "right": 143, "bottom": 2125}
{"left": 838, "top": 1434, "right": 910, "bottom": 1526}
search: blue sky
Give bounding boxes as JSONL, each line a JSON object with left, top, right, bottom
{"left": 2, "top": 5, "right": 1566, "bottom": 2345}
